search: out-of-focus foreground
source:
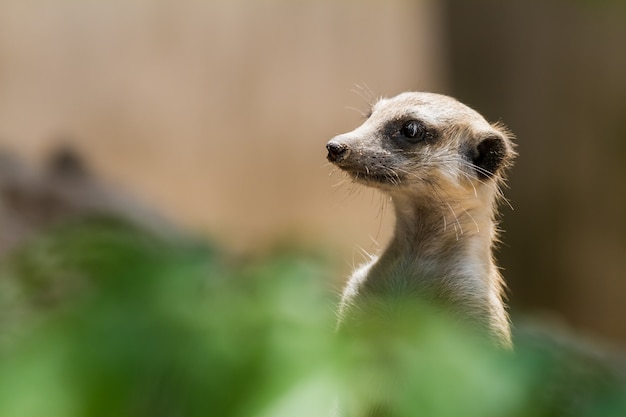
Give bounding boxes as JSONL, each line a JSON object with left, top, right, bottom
{"left": 0, "top": 217, "right": 625, "bottom": 417}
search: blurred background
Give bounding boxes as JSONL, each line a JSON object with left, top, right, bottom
{"left": 0, "top": 0, "right": 625, "bottom": 350}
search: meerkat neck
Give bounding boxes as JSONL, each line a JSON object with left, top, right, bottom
{"left": 376, "top": 190, "right": 511, "bottom": 347}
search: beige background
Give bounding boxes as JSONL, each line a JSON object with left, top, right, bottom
{"left": 0, "top": 0, "right": 446, "bottom": 257}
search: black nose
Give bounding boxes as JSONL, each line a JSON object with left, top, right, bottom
{"left": 326, "top": 141, "right": 348, "bottom": 163}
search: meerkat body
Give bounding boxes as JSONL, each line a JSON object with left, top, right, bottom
{"left": 327, "top": 92, "right": 515, "bottom": 348}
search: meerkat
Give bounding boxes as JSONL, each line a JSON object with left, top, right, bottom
{"left": 327, "top": 92, "right": 516, "bottom": 348}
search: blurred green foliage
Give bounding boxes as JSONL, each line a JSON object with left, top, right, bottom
{"left": 0, "top": 217, "right": 625, "bottom": 417}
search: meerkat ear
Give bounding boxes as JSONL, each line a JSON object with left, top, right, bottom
{"left": 469, "top": 132, "right": 510, "bottom": 179}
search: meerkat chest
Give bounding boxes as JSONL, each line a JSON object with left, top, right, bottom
{"left": 344, "top": 253, "right": 444, "bottom": 304}
{"left": 340, "top": 249, "right": 493, "bottom": 322}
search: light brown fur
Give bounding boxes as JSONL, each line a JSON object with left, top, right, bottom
{"left": 327, "top": 92, "right": 516, "bottom": 348}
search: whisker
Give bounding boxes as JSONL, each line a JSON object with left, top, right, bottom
{"left": 462, "top": 206, "right": 480, "bottom": 234}
{"left": 425, "top": 181, "right": 464, "bottom": 240}
{"left": 345, "top": 106, "right": 370, "bottom": 119}
{"left": 351, "top": 83, "right": 377, "bottom": 107}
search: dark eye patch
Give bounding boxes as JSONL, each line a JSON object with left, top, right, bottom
{"left": 380, "top": 117, "right": 438, "bottom": 148}
{"left": 394, "top": 119, "right": 438, "bottom": 146}
{"left": 400, "top": 120, "right": 427, "bottom": 141}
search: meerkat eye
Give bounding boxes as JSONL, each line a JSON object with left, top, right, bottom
{"left": 400, "top": 120, "right": 426, "bottom": 141}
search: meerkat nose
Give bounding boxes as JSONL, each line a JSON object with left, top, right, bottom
{"left": 326, "top": 141, "right": 349, "bottom": 163}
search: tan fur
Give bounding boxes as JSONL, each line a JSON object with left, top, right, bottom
{"left": 327, "top": 92, "right": 516, "bottom": 348}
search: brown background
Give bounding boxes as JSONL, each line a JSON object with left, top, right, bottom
{"left": 1, "top": 1, "right": 625, "bottom": 348}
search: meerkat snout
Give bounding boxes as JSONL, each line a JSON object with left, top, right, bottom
{"left": 326, "top": 141, "right": 350, "bottom": 163}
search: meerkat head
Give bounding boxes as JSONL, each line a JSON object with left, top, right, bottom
{"left": 326, "top": 92, "right": 515, "bottom": 196}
